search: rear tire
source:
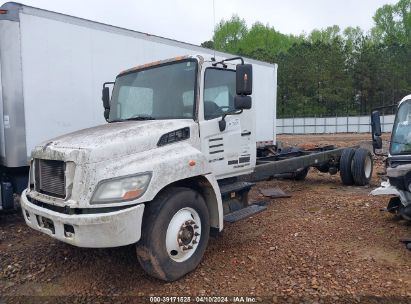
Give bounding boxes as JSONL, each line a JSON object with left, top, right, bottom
{"left": 339, "top": 148, "right": 356, "bottom": 185}
{"left": 352, "top": 148, "right": 373, "bottom": 186}
{"left": 294, "top": 168, "right": 309, "bottom": 181}
{"left": 136, "top": 187, "right": 210, "bottom": 281}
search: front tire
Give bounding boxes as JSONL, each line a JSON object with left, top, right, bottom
{"left": 136, "top": 187, "right": 210, "bottom": 281}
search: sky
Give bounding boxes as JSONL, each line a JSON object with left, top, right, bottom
{"left": 9, "top": 0, "right": 399, "bottom": 45}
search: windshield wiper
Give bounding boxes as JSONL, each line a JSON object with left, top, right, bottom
{"left": 109, "top": 115, "right": 156, "bottom": 123}
{"left": 124, "top": 115, "right": 156, "bottom": 121}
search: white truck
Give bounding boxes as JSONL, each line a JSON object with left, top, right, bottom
{"left": 371, "top": 94, "right": 411, "bottom": 249}
{"left": 20, "top": 53, "right": 374, "bottom": 281}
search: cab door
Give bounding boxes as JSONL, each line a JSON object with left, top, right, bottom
{"left": 199, "top": 63, "right": 255, "bottom": 180}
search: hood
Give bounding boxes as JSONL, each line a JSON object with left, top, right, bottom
{"left": 32, "top": 120, "right": 196, "bottom": 164}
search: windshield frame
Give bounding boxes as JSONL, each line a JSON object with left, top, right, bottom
{"left": 108, "top": 58, "right": 199, "bottom": 123}
{"left": 390, "top": 99, "right": 411, "bottom": 155}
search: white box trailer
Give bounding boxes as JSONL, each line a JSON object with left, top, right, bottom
{"left": 0, "top": 2, "right": 277, "bottom": 210}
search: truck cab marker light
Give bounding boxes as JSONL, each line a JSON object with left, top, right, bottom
{"left": 157, "top": 127, "right": 190, "bottom": 146}
{"left": 0, "top": 10, "right": 8, "bottom": 14}
{"left": 189, "top": 160, "right": 196, "bottom": 167}
{"left": 122, "top": 189, "right": 143, "bottom": 200}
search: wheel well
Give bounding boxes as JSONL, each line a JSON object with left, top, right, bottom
{"left": 155, "top": 176, "right": 221, "bottom": 229}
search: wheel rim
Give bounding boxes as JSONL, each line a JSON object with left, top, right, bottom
{"left": 364, "top": 155, "right": 372, "bottom": 178}
{"left": 166, "top": 207, "right": 201, "bottom": 262}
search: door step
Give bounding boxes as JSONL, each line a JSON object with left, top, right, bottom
{"left": 224, "top": 204, "right": 267, "bottom": 223}
{"left": 219, "top": 181, "right": 255, "bottom": 196}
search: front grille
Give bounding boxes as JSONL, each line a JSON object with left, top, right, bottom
{"left": 35, "top": 159, "right": 66, "bottom": 198}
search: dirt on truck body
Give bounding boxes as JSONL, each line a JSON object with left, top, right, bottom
{"left": 1, "top": 133, "right": 411, "bottom": 303}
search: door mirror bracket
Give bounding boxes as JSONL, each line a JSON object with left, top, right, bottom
{"left": 219, "top": 110, "right": 243, "bottom": 131}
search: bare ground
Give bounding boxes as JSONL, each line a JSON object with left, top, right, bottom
{"left": 1, "top": 133, "right": 411, "bottom": 303}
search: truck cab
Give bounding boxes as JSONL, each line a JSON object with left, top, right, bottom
{"left": 20, "top": 55, "right": 255, "bottom": 281}
{"left": 371, "top": 94, "right": 411, "bottom": 220}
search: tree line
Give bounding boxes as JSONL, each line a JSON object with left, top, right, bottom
{"left": 201, "top": 0, "right": 411, "bottom": 118}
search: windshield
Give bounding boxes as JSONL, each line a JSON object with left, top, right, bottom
{"left": 391, "top": 99, "right": 411, "bottom": 155}
{"left": 109, "top": 60, "right": 197, "bottom": 122}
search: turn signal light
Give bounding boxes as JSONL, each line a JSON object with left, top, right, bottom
{"left": 122, "top": 189, "right": 143, "bottom": 200}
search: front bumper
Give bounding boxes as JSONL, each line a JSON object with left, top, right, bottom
{"left": 371, "top": 181, "right": 402, "bottom": 197}
{"left": 20, "top": 190, "right": 145, "bottom": 248}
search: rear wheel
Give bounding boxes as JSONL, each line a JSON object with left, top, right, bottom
{"left": 293, "top": 168, "right": 309, "bottom": 181}
{"left": 339, "top": 148, "right": 356, "bottom": 185}
{"left": 352, "top": 148, "right": 373, "bottom": 186}
{"left": 136, "top": 187, "right": 210, "bottom": 281}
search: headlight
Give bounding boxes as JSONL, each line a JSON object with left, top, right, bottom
{"left": 91, "top": 173, "right": 151, "bottom": 204}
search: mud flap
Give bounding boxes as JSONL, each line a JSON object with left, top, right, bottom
{"left": 386, "top": 197, "right": 401, "bottom": 213}
{"left": 0, "top": 181, "right": 14, "bottom": 210}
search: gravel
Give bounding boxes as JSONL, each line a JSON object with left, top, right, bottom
{"left": 1, "top": 134, "right": 411, "bottom": 303}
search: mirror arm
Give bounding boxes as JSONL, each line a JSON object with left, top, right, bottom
{"left": 213, "top": 56, "right": 244, "bottom": 67}
{"left": 103, "top": 81, "right": 115, "bottom": 88}
{"left": 373, "top": 149, "right": 388, "bottom": 157}
{"left": 219, "top": 110, "right": 243, "bottom": 132}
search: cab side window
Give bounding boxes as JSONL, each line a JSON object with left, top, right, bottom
{"left": 204, "top": 68, "right": 236, "bottom": 120}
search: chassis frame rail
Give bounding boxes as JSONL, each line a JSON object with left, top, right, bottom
{"left": 249, "top": 147, "right": 351, "bottom": 182}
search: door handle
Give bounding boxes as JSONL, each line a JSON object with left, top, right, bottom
{"left": 241, "top": 131, "right": 251, "bottom": 136}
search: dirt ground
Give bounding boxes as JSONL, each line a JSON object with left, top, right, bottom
{"left": 1, "top": 133, "right": 411, "bottom": 303}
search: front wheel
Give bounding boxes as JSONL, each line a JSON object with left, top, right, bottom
{"left": 136, "top": 187, "right": 210, "bottom": 281}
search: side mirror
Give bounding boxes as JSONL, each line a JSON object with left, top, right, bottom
{"left": 102, "top": 87, "right": 110, "bottom": 109}
{"left": 104, "top": 109, "right": 110, "bottom": 121}
{"left": 236, "top": 64, "right": 252, "bottom": 95}
{"left": 102, "top": 82, "right": 114, "bottom": 121}
{"left": 371, "top": 110, "right": 383, "bottom": 152}
{"left": 234, "top": 95, "right": 252, "bottom": 110}
{"left": 371, "top": 110, "right": 382, "bottom": 137}
{"left": 373, "top": 136, "right": 383, "bottom": 150}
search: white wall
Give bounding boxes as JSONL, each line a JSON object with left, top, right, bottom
{"left": 277, "top": 114, "right": 394, "bottom": 134}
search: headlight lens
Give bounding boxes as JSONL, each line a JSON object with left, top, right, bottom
{"left": 91, "top": 173, "right": 151, "bottom": 204}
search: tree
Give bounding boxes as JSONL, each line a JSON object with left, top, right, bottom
{"left": 372, "top": 0, "right": 411, "bottom": 44}
{"left": 212, "top": 15, "right": 248, "bottom": 53}
{"left": 200, "top": 40, "right": 214, "bottom": 49}
{"left": 240, "top": 22, "right": 297, "bottom": 58}
{"left": 205, "top": 0, "right": 411, "bottom": 118}
{"left": 308, "top": 25, "right": 342, "bottom": 44}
